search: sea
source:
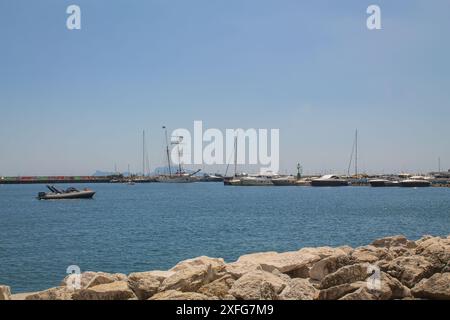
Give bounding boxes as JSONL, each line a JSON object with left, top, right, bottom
{"left": 0, "top": 182, "right": 449, "bottom": 293}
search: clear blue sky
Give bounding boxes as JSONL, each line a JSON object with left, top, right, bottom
{"left": 1, "top": 0, "right": 449, "bottom": 176}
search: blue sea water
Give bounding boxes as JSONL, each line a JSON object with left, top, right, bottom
{"left": 0, "top": 183, "right": 449, "bottom": 293}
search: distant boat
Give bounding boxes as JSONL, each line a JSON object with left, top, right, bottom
{"left": 200, "top": 174, "right": 224, "bottom": 182}
{"left": 400, "top": 178, "right": 431, "bottom": 188}
{"left": 157, "top": 126, "right": 200, "bottom": 183}
{"left": 37, "top": 185, "right": 95, "bottom": 200}
{"left": 156, "top": 172, "right": 199, "bottom": 183}
{"left": 369, "top": 179, "right": 400, "bottom": 187}
{"left": 271, "top": 176, "right": 297, "bottom": 186}
{"left": 223, "top": 136, "right": 246, "bottom": 186}
{"left": 239, "top": 176, "right": 274, "bottom": 186}
{"left": 311, "top": 175, "right": 349, "bottom": 187}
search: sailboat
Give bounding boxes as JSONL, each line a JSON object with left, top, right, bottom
{"left": 223, "top": 136, "right": 246, "bottom": 185}
{"left": 156, "top": 126, "right": 200, "bottom": 183}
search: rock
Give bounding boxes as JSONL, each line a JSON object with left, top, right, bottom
{"left": 336, "top": 246, "right": 354, "bottom": 255}
{"left": 327, "top": 270, "right": 409, "bottom": 300}
{"left": 415, "top": 236, "right": 450, "bottom": 272}
{"left": 224, "top": 261, "right": 263, "bottom": 279}
{"left": 411, "top": 273, "right": 450, "bottom": 300}
{"left": 198, "top": 275, "right": 235, "bottom": 299}
{"left": 381, "top": 272, "right": 412, "bottom": 299}
{"left": 61, "top": 271, "right": 126, "bottom": 290}
{"left": 238, "top": 251, "right": 319, "bottom": 278}
{"left": 141, "top": 270, "right": 175, "bottom": 282}
{"left": 384, "top": 255, "right": 436, "bottom": 288}
{"left": 25, "top": 287, "right": 74, "bottom": 300}
{"left": 320, "top": 263, "right": 370, "bottom": 289}
{"left": 279, "top": 278, "right": 318, "bottom": 300}
{"left": 160, "top": 264, "right": 219, "bottom": 292}
{"left": 85, "top": 273, "right": 127, "bottom": 289}
{"left": 170, "top": 256, "right": 225, "bottom": 272}
{"left": 371, "top": 235, "right": 416, "bottom": 249}
{"left": 309, "top": 254, "right": 354, "bottom": 281}
{"left": 339, "top": 272, "right": 411, "bottom": 301}
{"left": 271, "top": 269, "right": 292, "bottom": 282}
{"left": 297, "top": 246, "right": 349, "bottom": 259}
{"left": 237, "top": 252, "right": 279, "bottom": 264}
{"left": 0, "top": 285, "right": 11, "bottom": 300}
{"left": 72, "top": 281, "right": 136, "bottom": 300}
{"left": 339, "top": 287, "right": 378, "bottom": 300}
{"left": 149, "top": 290, "right": 214, "bottom": 300}
{"left": 351, "top": 245, "right": 393, "bottom": 263}
{"left": 318, "top": 282, "right": 366, "bottom": 300}
{"left": 128, "top": 272, "right": 162, "bottom": 300}
{"left": 229, "top": 270, "right": 287, "bottom": 300}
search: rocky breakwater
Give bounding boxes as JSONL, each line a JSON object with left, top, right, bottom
{"left": 1, "top": 235, "right": 449, "bottom": 301}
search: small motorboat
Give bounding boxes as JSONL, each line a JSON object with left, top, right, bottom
{"left": 38, "top": 185, "right": 96, "bottom": 200}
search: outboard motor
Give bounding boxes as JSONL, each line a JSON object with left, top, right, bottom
{"left": 38, "top": 192, "right": 46, "bottom": 200}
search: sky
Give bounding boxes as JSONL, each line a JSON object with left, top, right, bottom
{"left": 0, "top": 0, "right": 449, "bottom": 176}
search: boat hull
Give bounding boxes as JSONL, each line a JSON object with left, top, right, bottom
{"left": 310, "top": 180, "right": 349, "bottom": 187}
{"left": 38, "top": 191, "right": 96, "bottom": 200}
{"left": 369, "top": 180, "right": 399, "bottom": 187}
{"left": 240, "top": 179, "right": 273, "bottom": 186}
{"left": 271, "top": 179, "right": 297, "bottom": 186}
{"left": 400, "top": 181, "right": 431, "bottom": 188}
{"left": 156, "top": 175, "right": 196, "bottom": 183}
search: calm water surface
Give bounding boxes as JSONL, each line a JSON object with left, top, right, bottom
{"left": 0, "top": 183, "right": 449, "bottom": 292}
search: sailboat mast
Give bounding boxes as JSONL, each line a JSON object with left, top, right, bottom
{"left": 163, "top": 126, "right": 172, "bottom": 176}
{"left": 355, "top": 129, "right": 358, "bottom": 177}
{"left": 142, "top": 130, "right": 145, "bottom": 177}
{"left": 234, "top": 136, "right": 238, "bottom": 177}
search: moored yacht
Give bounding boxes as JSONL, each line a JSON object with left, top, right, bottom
{"left": 310, "top": 175, "right": 349, "bottom": 187}
{"left": 369, "top": 179, "right": 400, "bottom": 187}
{"left": 239, "top": 176, "right": 274, "bottom": 186}
{"left": 271, "top": 176, "right": 297, "bottom": 186}
{"left": 400, "top": 176, "right": 431, "bottom": 187}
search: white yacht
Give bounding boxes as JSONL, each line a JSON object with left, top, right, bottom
{"left": 311, "top": 175, "right": 349, "bottom": 187}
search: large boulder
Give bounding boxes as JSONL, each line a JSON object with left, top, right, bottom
{"left": 318, "top": 282, "right": 366, "bottom": 300}
{"left": 160, "top": 264, "right": 219, "bottom": 292}
{"left": 297, "top": 246, "right": 352, "bottom": 259}
{"left": 411, "top": 273, "right": 450, "bottom": 300}
{"left": 351, "top": 246, "right": 393, "bottom": 264}
{"left": 198, "top": 275, "right": 236, "bottom": 299}
{"left": 278, "top": 278, "right": 318, "bottom": 300}
{"left": 339, "top": 273, "right": 411, "bottom": 301}
{"left": 149, "top": 290, "right": 214, "bottom": 300}
{"left": 319, "top": 263, "right": 370, "bottom": 290}
{"left": 141, "top": 270, "right": 175, "bottom": 282}
{"left": 170, "top": 256, "right": 225, "bottom": 272}
{"left": 0, "top": 285, "right": 11, "bottom": 300}
{"left": 229, "top": 270, "right": 287, "bottom": 300}
{"left": 237, "top": 250, "right": 320, "bottom": 278}
{"left": 414, "top": 236, "right": 450, "bottom": 272}
{"left": 371, "top": 235, "right": 416, "bottom": 249}
{"left": 72, "top": 281, "right": 136, "bottom": 300}
{"left": 224, "top": 261, "right": 263, "bottom": 279}
{"left": 128, "top": 272, "right": 162, "bottom": 300}
{"left": 85, "top": 273, "right": 127, "bottom": 289}
{"left": 61, "top": 271, "right": 126, "bottom": 290}
{"left": 25, "top": 287, "right": 74, "bottom": 300}
{"left": 384, "top": 255, "right": 436, "bottom": 288}
{"left": 309, "top": 254, "right": 354, "bottom": 281}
